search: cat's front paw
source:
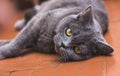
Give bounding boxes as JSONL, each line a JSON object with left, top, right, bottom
{"left": 14, "top": 19, "right": 25, "bottom": 31}
{"left": 0, "top": 44, "right": 13, "bottom": 60}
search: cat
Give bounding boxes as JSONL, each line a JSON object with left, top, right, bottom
{"left": 0, "top": 0, "right": 114, "bottom": 62}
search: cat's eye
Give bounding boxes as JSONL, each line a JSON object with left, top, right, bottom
{"left": 74, "top": 47, "right": 81, "bottom": 54}
{"left": 66, "top": 28, "right": 72, "bottom": 36}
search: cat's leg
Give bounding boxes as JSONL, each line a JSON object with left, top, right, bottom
{"left": 0, "top": 40, "right": 33, "bottom": 48}
{"left": 14, "top": 5, "right": 40, "bottom": 31}
{"left": 0, "top": 17, "right": 39, "bottom": 59}
{"left": 15, "top": 9, "right": 37, "bottom": 31}
{"left": 14, "top": 9, "right": 36, "bottom": 31}
{"left": 0, "top": 40, "right": 10, "bottom": 46}
{"left": 0, "top": 8, "right": 59, "bottom": 59}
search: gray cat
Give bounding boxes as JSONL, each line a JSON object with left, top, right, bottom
{"left": 0, "top": 0, "right": 113, "bottom": 62}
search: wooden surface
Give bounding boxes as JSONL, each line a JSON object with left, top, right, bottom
{"left": 0, "top": 0, "right": 120, "bottom": 76}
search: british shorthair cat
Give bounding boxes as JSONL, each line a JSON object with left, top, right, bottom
{"left": 0, "top": 0, "right": 113, "bottom": 62}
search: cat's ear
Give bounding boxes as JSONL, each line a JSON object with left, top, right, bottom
{"left": 77, "top": 6, "right": 93, "bottom": 24}
{"left": 94, "top": 41, "right": 114, "bottom": 55}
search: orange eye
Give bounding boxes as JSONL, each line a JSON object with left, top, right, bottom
{"left": 66, "top": 28, "right": 72, "bottom": 36}
{"left": 74, "top": 47, "right": 81, "bottom": 54}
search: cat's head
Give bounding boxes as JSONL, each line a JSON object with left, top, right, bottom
{"left": 54, "top": 6, "right": 114, "bottom": 62}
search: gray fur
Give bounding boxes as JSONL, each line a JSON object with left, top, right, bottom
{"left": 0, "top": 0, "right": 113, "bottom": 62}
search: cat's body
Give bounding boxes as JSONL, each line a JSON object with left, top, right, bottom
{"left": 0, "top": 0, "right": 113, "bottom": 61}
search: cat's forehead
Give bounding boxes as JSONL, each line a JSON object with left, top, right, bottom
{"left": 56, "top": 15, "right": 79, "bottom": 32}
{"left": 60, "top": 15, "right": 78, "bottom": 24}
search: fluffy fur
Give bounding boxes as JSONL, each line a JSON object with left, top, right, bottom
{"left": 0, "top": 0, "right": 113, "bottom": 62}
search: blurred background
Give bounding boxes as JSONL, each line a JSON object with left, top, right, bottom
{"left": 0, "top": 0, "right": 40, "bottom": 39}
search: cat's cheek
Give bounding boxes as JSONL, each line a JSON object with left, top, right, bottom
{"left": 70, "top": 55, "right": 82, "bottom": 61}
{"left": 70, "top": 53, "right": 93, "bottom": 61}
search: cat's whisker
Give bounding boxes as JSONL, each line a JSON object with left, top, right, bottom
{"left": 62, "top": 51, "right": 67, "bottom": 62}
{"left": 58, "top": 53, "right": 65, "bottom": 62}
{"left": 58, "top": 57, "right": 64, "bottom": 63}
{"left": 64, "top": 51, "right": 69, "bottom": 62}
{"left": 58, "top": 48, "right": 69, "bottom": 62}
{"left": 61, "top": 51, "right": 66, "bottom": 62}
